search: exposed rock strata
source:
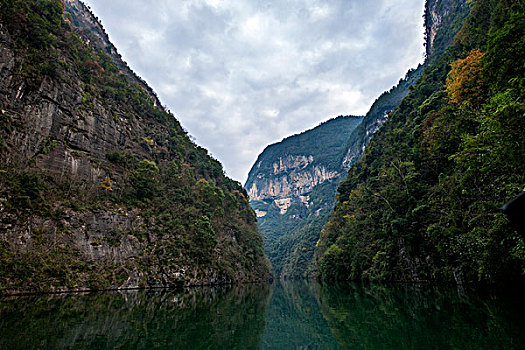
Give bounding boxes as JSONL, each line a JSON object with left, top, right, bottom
{"left": 248, "top": 156, "right": 339, "bottom": 206}
{"left": 0, "top": 0, "right": 269, "bottom": 294}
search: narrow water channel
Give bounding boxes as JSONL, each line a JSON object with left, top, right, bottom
{"left": 1, "top": 281, "right": 524, "bottom": 349}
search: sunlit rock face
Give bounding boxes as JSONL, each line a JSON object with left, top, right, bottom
{"left": 247, "top": 155, "right": 339, "bottom": 206}
{"left": 245, "top": 116, "right": 363, "bottom": 279}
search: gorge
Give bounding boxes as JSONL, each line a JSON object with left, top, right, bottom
{"left": 246, "top": 0, "right": 470, "bottom": 281}
{"left": 1, "top": 0, "right": 524, "bottom": 347}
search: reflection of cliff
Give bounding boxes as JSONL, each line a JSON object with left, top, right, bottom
{"left": 261, "top": 281, "right": 337, "bottom": 349}
{"left": 317, "top": 283, "right": 523, "bottom": 349}
{"left": 0, "top": 285, "right": 270, "bottom": 349}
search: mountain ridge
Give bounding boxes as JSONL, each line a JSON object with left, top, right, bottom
{"left": 245, "top": 115, "right": 362, "bottom": 278}
{"left": 0, "top": 0, "right": 269, "bottom": 294}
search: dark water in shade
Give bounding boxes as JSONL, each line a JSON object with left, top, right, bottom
{"left": 1, "top": 281, "right": 525, "bottom": 349}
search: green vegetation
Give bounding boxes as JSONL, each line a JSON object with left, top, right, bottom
{"left": 246, "top": 116, "right": 362, "bottom": 279}
{"left": 246, "top": 116, "right": 363, "bottom": 181}
{"left": 341, "top": 65, "right": 424, "bottom": 170}
{"left": 317, "top": 0, "right": 525, "bottom": 284}
{"left": 248, "top": 54, "right": 425, "bottom": 280}
{"left": 0, "top": 0, "right": 268, "bottom": 292}
{"left": 253, "top": 178, "right": 343, "bottom": 279}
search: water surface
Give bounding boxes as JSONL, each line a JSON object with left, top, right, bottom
{"left": 1, "top": 281, "right": 524, "bottom": 349}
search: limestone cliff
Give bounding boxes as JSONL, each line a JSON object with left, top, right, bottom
{"left": 424, "top": 0, "right": 467, "bottom": 58}
{"left": 247, "top": 155, "right": 339, "bottom": 208}
{"left": 0, "top": 0, "right": 269, "bottom": 294}
{"left": 245, "top": 116, "right": 362, "bottom": 279}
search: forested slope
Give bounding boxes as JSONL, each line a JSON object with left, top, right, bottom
{"left": 0, "top": 0, "right": 269, "bottom": 294}
{"left": 246, "top": 116, "right": 362, "bottom": 279}
{"left": 317, "top": 0, "right": 524, "bottom": 284}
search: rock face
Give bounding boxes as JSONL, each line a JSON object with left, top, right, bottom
{"left": 0, "top": 0, "right": 269, "bottom": 294}
{"left": 245, "top": 0, "right": 467, "bottom": 281}
{"left": 248, "top": 155, "right": 339, "bottom": 202}
{"left": 424, "top": 0, "right": 466, "bottom": 58}
{"left": 245, "top": 116, "right": 362, "bottom": 279}
{"left": 248, "top": 161, "right": 339, "bottom": 217}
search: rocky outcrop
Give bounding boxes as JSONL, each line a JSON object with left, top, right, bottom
{"left": 0, "top": 3, "right": 151, "bottom": 180}
{"left": 0, "top": 207, "right": 255, "bottom": 291}
{"left": 341, "top": 111, "right": 390, "bottom": 171}
{"left": 424, "top": 0, "right": 467, "bottom": 58}
{"left": 248, "top": 155, "right": 339, "bottom": 205}
{"left": 245, "top": 116, "right": 362, "bottom": 279}
{"left": 0, "top": 0, "right": 269, "bottom": 294}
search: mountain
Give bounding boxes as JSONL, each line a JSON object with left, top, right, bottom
{"left": 244, "top": 1, "right": 445, "bottom": 280}
{"left": 0, "top": 0, "right": 269, "bottom": 294}
{"left": 341, "top": 67, "right": 424, "bottom": 171}
{"left": 317, "top": 0, "right": 525, "bottom": 284}
{"left": 245, "top": 116, "right": 362, "bottom": 278}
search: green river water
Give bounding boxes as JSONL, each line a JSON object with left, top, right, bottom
{"left": 1, "top": 281, "right": 524, "bottom": 349}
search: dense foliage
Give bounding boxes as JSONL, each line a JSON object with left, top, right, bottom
{"left": 317, "top": 0, "right": 525, "bottom": 284}
{"left": 0, "top": 0, "right": 268, "bottom": 292}
{"left": 252, "top": 178, "right": 342, "bottom": 279}
{"left": 246, "top": 116, "right": 362, "bottom": 279}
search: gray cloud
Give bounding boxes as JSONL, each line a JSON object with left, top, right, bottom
{"left": 83, "top": 0, "right": 425, "bottom": 183}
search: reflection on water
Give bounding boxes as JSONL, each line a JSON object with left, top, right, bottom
{"left": 0, "top": 285, "right": 270, "bottom": 350}
{"left": 1, "top": 281, "right": 525, "bottom": 349}
{"left": 317, "top": 283, "right": 525, "bottom": 349}
{"left": 261, "top": 280, "right": 337, "bottom": 349}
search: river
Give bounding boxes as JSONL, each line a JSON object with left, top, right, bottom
{"left": 1, "top": 281, "right": 524, "bottom": 349}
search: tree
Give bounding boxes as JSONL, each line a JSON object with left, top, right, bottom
{"left": 445, "top": 49, "right": 486, "bottom": 106}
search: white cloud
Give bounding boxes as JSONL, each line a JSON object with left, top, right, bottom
{"left": 83, "top": 0, "right": 425, "bottom": 183}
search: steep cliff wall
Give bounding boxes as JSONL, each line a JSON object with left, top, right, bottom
{"left": 0, "top": 0, "right": 269, "bottom": 294}
{"left": 246, "top": 116, "right": 361, "bottom": 205}
{"left": 245, "top": 116, "right": 362, "bottom": 278}
{"left": 424, "top": 0, "right": 468, "bottom": 59}
{"left": 247, "top": 155, "right": 339, "bottom": 206}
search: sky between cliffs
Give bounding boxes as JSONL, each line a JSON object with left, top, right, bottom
{"left": 83, "top": 0, "right": 425, "bottom": 183}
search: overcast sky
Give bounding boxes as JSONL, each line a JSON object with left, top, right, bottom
{"left": 83, "top": 0, "right": 426, "bottom": 183}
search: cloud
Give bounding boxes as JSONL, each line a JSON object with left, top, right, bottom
{"left": 83, "top": 0, "right": 425, "bottom": 183}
